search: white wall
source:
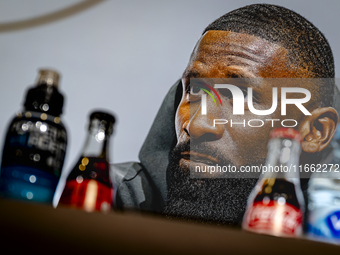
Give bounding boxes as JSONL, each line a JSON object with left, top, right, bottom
{"left": 0, "top": 0, "right": 339, "bottom": 182}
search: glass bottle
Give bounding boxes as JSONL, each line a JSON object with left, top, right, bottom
{"left": 58, "top": 111, "right": 115, "bottom": 213}
{"left": 242, "top": 128, "right": 305, "bottom": 237}
{"left": 0, "top": 69, "right": 67, "bottom": 203}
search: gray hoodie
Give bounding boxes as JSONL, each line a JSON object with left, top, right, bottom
{"left": 111, "top": 80, "right": 180, "bottom": 213}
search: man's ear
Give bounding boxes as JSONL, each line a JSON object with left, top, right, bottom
{"left": 298, "top": 107, "right": 339, "bottom": 153}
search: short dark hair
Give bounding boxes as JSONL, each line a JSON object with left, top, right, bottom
{"left": 203, "top": 4, "right": 335, "bottom": 106}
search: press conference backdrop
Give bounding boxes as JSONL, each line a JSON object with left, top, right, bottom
{"left": 0, "top": 0, "right": 340, "bottom": 203}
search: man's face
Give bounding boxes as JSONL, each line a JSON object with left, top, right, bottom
{"left": 176, "top": 30, "right": 316, "bottom": 175}
{"left": 165, "top": 30, "right": 318, "bottom": 224}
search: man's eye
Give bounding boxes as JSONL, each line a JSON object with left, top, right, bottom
{"left": 187, "top": 85, "right": 205, "bottom": 95}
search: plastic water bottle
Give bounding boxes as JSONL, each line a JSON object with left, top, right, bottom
{"left": 307, "top": 126, "right": 340, "bottom": 243}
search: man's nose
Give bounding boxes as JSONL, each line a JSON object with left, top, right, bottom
{"left": 184, "top": 106, "right": 224, "bottom": 141}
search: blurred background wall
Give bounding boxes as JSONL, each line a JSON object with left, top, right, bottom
{"left": 0, "top": 0, "right": 339, "bottom": 191}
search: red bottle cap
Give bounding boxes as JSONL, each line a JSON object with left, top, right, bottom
{"left": 270, "top": 128, "right": 301, "bottom": 143}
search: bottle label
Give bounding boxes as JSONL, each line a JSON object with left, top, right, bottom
{"left": 326, "top": 211, "right": 340, "bottom": 237}
{"left": 243, "top": 201, "right": 303, "bottom": 236}
{"left": 59, "top": 179, "right": 112, "bottom": 213}
{"left": 9, "top": 118, "right": 66, "bottom": 154}
{"left": 308, "top": 208, "right": 340, "bottom": 240}
{"left": 2, "top": 115, "right": 67, "bottom": 176}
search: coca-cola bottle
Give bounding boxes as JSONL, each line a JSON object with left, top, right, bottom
{"left": 58, "top": 111, "right": 115, "bottom": 213}
{"left": 0, "top": 69, "right": 67, "bottom": 203}
{"left": 242, "top": 128, "right": 305, "bottom": 237}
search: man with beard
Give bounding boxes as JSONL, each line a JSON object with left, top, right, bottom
{"left": 113, "top": 4, "right": 339, "bottom": 226}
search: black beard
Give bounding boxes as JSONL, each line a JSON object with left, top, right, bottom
{"left": 164, "top": 142, "right": 264, "bottom": 226}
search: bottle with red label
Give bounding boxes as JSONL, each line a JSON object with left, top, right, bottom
{"left": 242, "top": 128, "right": 305, "bottom": 237}
{"left": 58, "top": 111, "right": 115, "bottom": 213}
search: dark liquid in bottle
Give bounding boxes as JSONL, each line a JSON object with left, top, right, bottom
{"left": 244, "top": 179, "right": 303, "bottom": 236}
{"left": 253, "top": 179, "right": 301, "bottom": 209}
{"left": 0, "top": 113, "right": 67, "bottom": 202}
{"left": 59, "top": 157, "right": 112, "bottom": 213}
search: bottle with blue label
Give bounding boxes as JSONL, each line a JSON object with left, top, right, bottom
{"left": 0, "top": 69, "right": 67, "bottom": 203}
{"left": 307, "top": 125, "right": 340, "bottom": 243}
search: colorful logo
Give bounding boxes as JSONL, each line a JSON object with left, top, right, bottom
{"left": 191, "top": 82, "right": 222, "bottom": 115}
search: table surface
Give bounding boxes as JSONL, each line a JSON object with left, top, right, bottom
{"left": 0, "top": 199, "right": 339, "bottom": 255}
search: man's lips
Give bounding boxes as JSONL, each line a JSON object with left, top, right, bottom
{"left": 180, "top": 151, "right": 220, "bottom": 165}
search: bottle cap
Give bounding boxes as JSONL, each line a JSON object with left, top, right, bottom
{"left": 270, "top": 128, "right": 301, "bottom": 143}
{"left": 90, "top": 111, "right": 115, "bottom": 124}
{"left": 89, "top": 111, "right": 116, "bottom": 135}
{"left": 36, "top": 69, "right": 60, "bottom": 89}
{"left": 24, "top": 69, "right": 64, "bottom": 116}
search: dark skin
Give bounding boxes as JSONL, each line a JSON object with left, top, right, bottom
{"left": 176, "top": 30, "right": 338, "bottom": 175}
